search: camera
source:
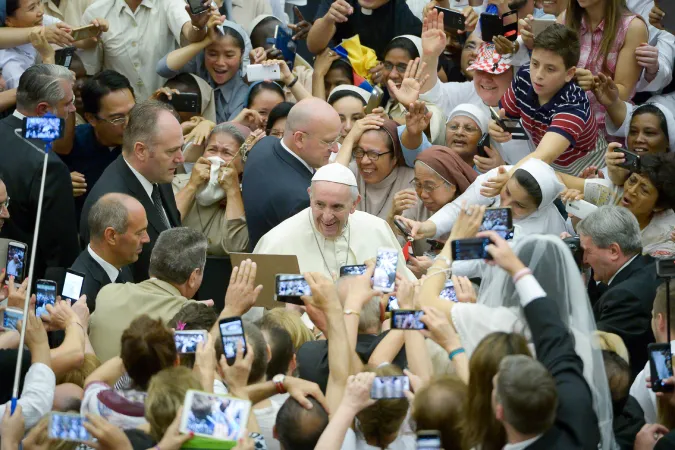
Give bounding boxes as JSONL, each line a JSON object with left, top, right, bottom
{"left": 563, "top": 236, "right": 584, "bottom": 269}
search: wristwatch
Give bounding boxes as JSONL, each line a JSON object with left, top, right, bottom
{"left": 273, "top": 374, "right": 286, "bottom": 394}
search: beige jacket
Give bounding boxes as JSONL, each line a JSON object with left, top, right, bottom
{"left": 89, "top": 278, "right": 194, "bottom": 362}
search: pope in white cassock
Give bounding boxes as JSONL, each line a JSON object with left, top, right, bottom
{"left": 254, "top": 163, "right": 415, "bottom": 281}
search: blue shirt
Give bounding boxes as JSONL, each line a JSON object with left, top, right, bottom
{"left": 60, "top": 124, "right": 121, "bottom": 225}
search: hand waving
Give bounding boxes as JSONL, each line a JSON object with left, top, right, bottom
{"left": 422, "top": 8, "right": 446, "bottom": 58}
{"left": 387, "top": 58, "right": 429, "bottom": 107}
{"left": 223, "top": 259, "right": 263, "bottom": 316}
{"left": 404, "top": 100, "right": 433, "bottom": 137}
{"left": 592, "top": 73, "right": 619, "bottom": 108}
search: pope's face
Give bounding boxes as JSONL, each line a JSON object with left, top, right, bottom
{"left": 308, "top": 181, "right": 359, "bottom": 239}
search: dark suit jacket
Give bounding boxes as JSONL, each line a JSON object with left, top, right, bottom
{"left": 70, "top": 248, "right": 133, "bottom": 313}
{"left": 591, "top": 255, "right": 662, "bottom": 380}
{"left": 0, "top": 115, "right": 80, "bottom": 280}
{"left": 523, "top": 297, "right": 600, "bottom": 450}
{"left": 79, "top": 155, "right": 181, "bottom": 282}
{"left": 241, "top": 137, "right": 314, "bottom": 250}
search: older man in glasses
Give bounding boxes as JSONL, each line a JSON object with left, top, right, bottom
{"left": 242, "top": 97, "right": 342, "bottom": 249}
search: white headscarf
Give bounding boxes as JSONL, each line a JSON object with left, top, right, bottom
{"left": 393, "top": 34, "right": 423, "bottom": 58}
{"left": 448, "top": 103, "right": 489, "bottom": 134}
{"left": 452, "top": 235, "right": 615, "bottom": 450}
{"left": 639, "top": 102, "right": 675, "bottom": 151}
{"left": 327, "top": 85, "right": 372, "bottom": 104}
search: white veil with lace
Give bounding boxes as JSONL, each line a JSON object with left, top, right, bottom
{"left": 451, "top": 234, "right": 615, "bottom": 449}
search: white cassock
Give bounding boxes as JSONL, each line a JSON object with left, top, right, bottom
{"left": 254, "top": 207, "right": 415, "bottom": 281}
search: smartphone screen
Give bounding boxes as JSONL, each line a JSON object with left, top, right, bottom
{"left": 62, "top": 270, "right": 84, "bottom": 302}
{"left": 275, "top": 274, "right": 310, "bottom": 305}
{"left": 48, "top": 413, "right": 92, "bottom": 442}
{"left": 219, "top": 318, "right": 246, "bottom": 364}
{"left": 370, "top": 375, "right": 410, "bottom": 399}
{"left": 479, "top": 208, "right": 513, "bottom": 239}
{"left": 339, "top": 265, "right": 367, "bottom": 277}
{"left": 36, "top": 280, "right": 57, "bottom": 317}
{"left": 374, "top": 248, "right": 398, "bottom": 292}
{"left": 391, "top": 310, "right": 426, "bottom": 330}
{"left": 649, "top": 343, "right": 674, "bottom": 392}
{"left": 451, "top": 238, "right": 492, "bottom": 261}
{"left": 180, "top": 390, "right": 251, "bottom": 441}
{"left": 2, "top": 308, "right": 23, "bottom": 331}
{"left": 386, "top": 295, "right": 399, "bottom": 311}
{"left": 5, "top": 242, "right": 26, "bottom": 283}
{"left": 439, "top": 280, "right": 457, "bottom": 302}
{"left": 175, "top": 330, "right": 207, "bottom": 354}
{"left": 22, "top": 116, "right": 64, "bottom": 140}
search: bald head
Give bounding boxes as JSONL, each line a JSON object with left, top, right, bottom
{"left": 284, "top": 98, "right": 341, "bottom": 169}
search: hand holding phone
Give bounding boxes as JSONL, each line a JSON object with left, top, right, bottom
{"left": 370, "top": 375, "right": 410, "bottom": 399}
{"left": 175, "top": 330, "right": 208, "bottom": 353}
{"left": 36, "top": 279, "right": 57, "bottom": 317}
{"left": 247, "top": 64, "right": 282, "bottom": 82}
{"left": 2, "top": 307, "right": 23, "bottom": 331}
{"left": 394, "top": 218, "right": 412, "bottom": 240}
{"left": 451, "top": 237, "right": 492, "bottom": 260}
{"left": 71, "top": 24, "right": 100, "bottom": 41}
{"left": 5, "top": 241, "right": 27, "bottom": 283}
{"left": 219, "top": 317, "right": 247, "bottom": 366}
{"left": 616, "top": 148, "right": 640, "bottom": 172}
{"left": 649, "top": 343, "right": 674, "bottom": 392}
{"left": 61, "top": 269, "right": 85, "bottom": 303}
{"left": 275, "top": 274, "right": 310, "bottom": 305}
{"left": 48, "top": 413, "right": 92, "bottom": 442}
{"left": 434, "top": 6, "right": 466, "bottom": 31}
{"left": 391, "top": 309, "right": 426, "bottom": 329}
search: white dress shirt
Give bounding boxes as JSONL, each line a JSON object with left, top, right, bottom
{"left": 503, "top": 435, "right": 543, "bottom": 450}
{"left": 79, "top": 0, "right": 190, "bottom": 100}
{"left": 0, "top": 363, "right": 55, "bottom": 430}
{"left": 608, "top": 255, "right": 639, "bottom": 286}
{"left": 123, "top": 157, "right": 169, "bottom": 218}
{"left": 280, "top": 139, "right": 314, "bottom": 174}
{"left": 87, "top": 244, "right": 119, "bottom": 282}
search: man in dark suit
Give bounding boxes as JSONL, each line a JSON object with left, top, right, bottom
{"left": 71, "top": 193, "right": 150, "bottom": 312}
{"left": 0, "top": 65, "right": 80, "bottom": 280}
{"left": 242, "top": 97, "right": 342, "bottom": 249}
{"left": 578, "top": 206, "right": 662, "bottom": 379}
{"left": 79, "top": 100, "right": 183, "bottom": 282}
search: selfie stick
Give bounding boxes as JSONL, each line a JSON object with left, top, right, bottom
{"left": 9, "top": 126, "right": 56, "bottom": 414}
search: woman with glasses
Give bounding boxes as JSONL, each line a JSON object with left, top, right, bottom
{"left": 389, "top": 146, "right": 477, "bottom": 272}
{"left": 335, "top": 115, "right": 414, "bottom": 221}
{"left": 172, "top": 123, "right": 254, "bottom": 256}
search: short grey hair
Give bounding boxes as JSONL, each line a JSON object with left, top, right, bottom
{"left": 310, "top": 182, "right": 359, "bottom": 202}
{"left": 206, "top": 123, "right": 246, "bottom": 147}
{"left": 149, "top": 228, "right": 208, "bottom": 284}
{"left": 576, "top": 206, "right": 642, "bottom": 256}
{"left": 496, "top": 354, "right": 557, "bottom": 435}
{"left": 358, "top": 298, "right": 381, "bottom": 333}
{"left": 122, "top": 100, "right": 179, "bottom": 154}
{"left": 16, "top": 64, "right": 73, "bottom": 111}
{"left": 88, "top": 194, "right": 134, "bottom": 241}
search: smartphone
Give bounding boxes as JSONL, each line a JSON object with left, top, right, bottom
{"left": 394, "top": 218, "right": 412, "bottom": 239}
{"left": 48, "top": 412, "right": 92, "bottom": 442}
{"left": 479, "top": 207, "right": 513, "bottom": 240}
{"left": 275, "top": 274, "right": 310, "bottom": 305}
{"left": 616, "top": 147, "right": 640, "bottom": 172}
{"left": 340, "top": 264, "right": 367, "bottom": 277}
{"left": 55, "top": 46, "right": 76, "bottom": 68}
{"left": 186, "top": 0, "right": 209, "bottom": 15}
{"left": 480, "top": 13, "right": 502, "bottom": 43}
{"left": 435, "top": 6, "right": 465, "bottom": 31}
{"left": 168, "top": 92, "right": 200, "bottom": 113}
{"left": 451, "top": 237, "right": 492, "bottom": 261}
{"left": 174, "top": 330, "right": 207, "bottom": 354}
{"left": 477, "top": 133, "right": 490, "bottom": 158}
{"left": 2, "top": 307, "right": 23, "bottom": 331}
{"left": 71, "top": 24, "right": 99, "bottom": 41}
{"left": 365, "top": 86, "right": 384, "bottom": 114}
{"left": 656, "top": 259, "right": 675, "bottom": 278}
{"left": 247, "top": 64, "right": 282, "bottom": 82}
{"left": 219, "top": 317, "right": 247, "bottom": 365}
{"left": 416, "top": 430, "right": 442, "bottom": 449}
{"left": 391, "top": 309, "right": 426, "bottom": 330}
{"left": 439, "top": 280, "right": 457, "bottom": 302}
{"left": 61, "top": 269, "right": 85, "bottom": 303}
{"left": 532, "top": 18, "right": 556, "bottom": 37}
{"left": 426, "top": 239, "right": 444, "bottom": 252}
{"left": 274, "top": 25, "right": 297, "bottom": 69}
{"left": 489, "top": 107, "right": 528, "bottom": 140}
{"left": 22, "top": 116, "right": 64, "bottom": 141}
{"left": 649, "top": 343, "right": 674, "bottom": 392}
{"left": 501, "top": 10, "right": 519, "bottom": 41}
{"left": 370, "top": 375, "right": 410, "bottom": 399}
{"left": 566, "top": 199, "right": 598, "bottom": 220}
{"left": 386, "top": 294, "right": 399, "bottom": 311}
{"left": 5, "top": 241, "right": 27, "bottom": 283}
{"left": 373, "top": 247, "right": 398, "bottom": 293}
{"left": 35, "top": 279, "right": 57, "bottom": 317}
{"left": 180, "top": 390, "right": 251, "bottom": 441}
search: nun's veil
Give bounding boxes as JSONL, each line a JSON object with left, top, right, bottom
{"left": 477, "top": 235, "right": 615, "bottom": 449}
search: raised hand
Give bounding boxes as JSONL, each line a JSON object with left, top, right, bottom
{"left": 314, "top": 48, "right": 341, "bottom": 78}
{"left": 592, "top": 73, "right": 619, "bottom": 107}
{"left": 636, "top": 43, "right": 660, "bottom": 82}
{"left": 325, "top": 0, "right": 353, "bottom": 24}
{"left": 404, "top": 100, "right": 433, "bottom": 137}
{"left": 223, "top": 259, "right": 263, "bottom": 316}
{"left": 387, "top": 58, "right": 429, "bottom": 107}
{"left": 391, "top": 188, "right": 418, "bottom": 217}
{"left": 288, "top": 7, "right": 311, "bottom": 41}
{"left": 473, "top": 145, "right": 505, "bottom": 173}
{"left": 488, "top": 108, "right": 511, "bottom": 143}
{"left": 448, "top": 203, "right": 486, "bottom": 241}
{"left": 575, "top": 68, "right": 595, "bottom": 91}
{"left": 479, "top": 165, "right": 510, "bottom": 198}
{"left": 422, "top": 8, "right": 446, "bottom": 58}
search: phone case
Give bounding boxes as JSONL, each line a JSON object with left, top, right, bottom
{"left": 247, "top": 64, "right": 282, "bottom": 82}
{"left": 435, "top": 6, "right": 466, "bottom": 31}
{"left": 566, "top": 199, "right": 598, "bottom": 220}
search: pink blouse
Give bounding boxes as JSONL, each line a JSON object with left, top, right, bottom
{"left": 577, "top": 13, "right": 642, "bottom": 136}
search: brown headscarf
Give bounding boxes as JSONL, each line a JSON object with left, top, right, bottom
{"left": 415, "top": 146, "right": 478, "bottom": 194}
{"left": 379, "top": 119, "right": 405, "bottom": 167}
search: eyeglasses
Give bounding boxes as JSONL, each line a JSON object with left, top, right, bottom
{"left": 299, "top": 131, "right": 340, "bottom": 148}
{"left": 354, "top": 149, "right": 392, "bottom": 162}
{"left": 95, "top": 114, "right": 128, "bottom": 126}
{"left": 447, "top": 123, "right": 480, "bottom": 134}
{"left": 0, "top": 196, "right": 9, "bottom": 211}
{"left": 411, "top": 179, "right": 449, "bottom": 193}
{"left": 382, "top": 61, "right": 409, "bottom": 74}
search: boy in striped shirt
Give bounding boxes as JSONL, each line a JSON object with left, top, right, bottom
{"left": 489, "top": 24, "right": 600, "bottom": 175}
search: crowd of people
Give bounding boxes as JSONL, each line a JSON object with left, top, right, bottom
{"left": 0, "top": 0, "right": 675, "bottom": 448}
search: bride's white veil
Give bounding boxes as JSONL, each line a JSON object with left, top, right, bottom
{"left": 477, "top": 234, "right": 615, "bottom": 449}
